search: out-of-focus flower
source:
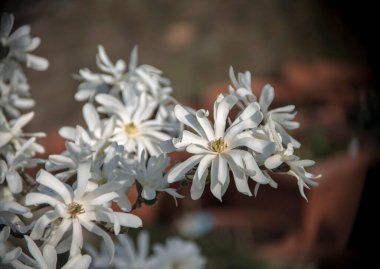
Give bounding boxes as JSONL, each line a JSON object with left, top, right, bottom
{"left": 131, "top": 151, "right": 183, "bottom": 202}
{"left": 0, "top": 13, "right": 49, "bottom": 71}
{"left": 150, "top": 238, "right": 206, "bottom": 269}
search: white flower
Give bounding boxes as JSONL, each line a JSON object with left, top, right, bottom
{"left": 0, "top": 226, "right": 22, "bottom": 266}
{"left": 59, "top": 103, "right": 116, "bottom": 153}
{"left": 166, "top": 94, "right": 275, "bottom": 201}
{"left": 112, "top": 231, "right": 154, "bottom": 269}
{"left": 25, "top": 163, "right": 142, "bottom": 261}
{"left": 11, "top": 236, "right": 91, "bottom": 269}
{"left": 0, "top": 13, "right": 49, "bottom": 71}
{"left": 131, "top": 151, "right": 183, "bottom": 202}
{"left": 0, "top": 186, "right": 32, "bottom": 233}
{"left": 75, "top": 45, "right": 127, "bottom": 102}
{"left": 229, "top": 67, "right": 300, "bottom": 148}
{"left": 0, "top": 69, "right": 34, "bottom": 119}
{"left": 0, "top": 111, "right": 45, "bottom": 152}
{"left": 96, "top": 92, "right": 172, "bottom": 156}
{"left": 91, "top": 143, "right": 134, "bottom": 212}
{"left": 263, "top": 117, "right": 320, "bottom": 200}
{"left": 45, "top": 141, "right": 93, "bottom": 181}
{"left": 0, "top": 137, "right": 43, "bottom": 193}
{"left": 150, "top": 238, "right": 206, "bottom": 269}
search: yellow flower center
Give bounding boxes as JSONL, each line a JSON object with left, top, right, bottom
{"left": 67, "top": 202, "right": 85, "bottom": 218}
{"left": 125, "top": 122, "right": 139, "bottom": 138}
{"left": 97, "top": 178, "right": 107, "bottom": 186}
{"left": 210, "top": 138, "right": 227, "bottom": 153}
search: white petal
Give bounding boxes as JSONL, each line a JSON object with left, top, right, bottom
{"left": 214, "top": 95, "right": 237, "bottom": 138}
{"left": 114, "top": 212, "right": 142, "bottom": 228}
{"left": 25, "top": 193, "right": 61, "bottom": 207}
{"left": 24, "top": 236, "right": 48, "bottom": 269}
{"left": 259, "top": 84, "right": 274, "bottom": 112}
{"left": 59, "top": 127, "right": 77, "bottom": 141}
{"left": 42, "top": 245, "right": 57, "bottom": 269}
{"left": 36, "top": 170, "right": 73, "bottom": 204}
{"left": 12, "top": 111, "right": 34, "bottom": 131}
{"left": 26, "top": 54, "right": 49, "bottom": 70}
{"left": 62, "top": 254, "right": 92, "bottom": 269}
{"left": 2, "top": 247, "right": 22, "bottom": 264}
{"left": 167, "top": 155, "right": 203, "bottom": 183}
{"left": 48, "top": 218, "right": 71, "bottom": 247}
{"left": 264, "top": 154, "right": 283, "bottom": 170}
{"left": 79, "top": 219, "right": 114, "bottom": 264}
{"left": 196, "top": 109, "right": 215, "bottom": 141}
{"left": 6, "top": 170, "right": 23, "bottom": 193}
{"left": 75, "top": 161, "right": 91, "bottom": 199}
{"left": 174, "top": 105, "right": 206, "bottom": 138}
{"left": 30, "top": 210, "right": 58, "bottom": 240}
{"left": 217, "top": 156, "right": 228, "bottom": 185}
{"left": 70, "top": 219, "right": 83, "bottom": 257}
{"left": 141, "top": 186, "right": 156, "bottom": 200}
{"left": 210, "top": 157, "right": 222, "bottom": 201}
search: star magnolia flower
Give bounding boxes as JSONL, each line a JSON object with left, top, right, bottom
{"left": 229, "top": 67, "right": 300, "bottom": 148}
{"left": 150, "top": 238, "right": 206, "bottom": 269}
{"left": 59, "top": 103, "right": 116, "bottom": 153}
{"left": 131, "top": 151, "right": 183, "bottom": 202}
{"left": 0, "top": 111, "right": 45, "bottom": 152}
{"left": 0, "top": 186, "right": 32, "bottom": 233}
{"left": 25, "top": 163, "right": 142, "bottom": 261}
{"left": 0, "top": 69, "right": 34, "bottom": 119}
{"left": 75, "top": 45, "right": 127, "bottom": 102}
{"left": 166, "top": 94, "right": 275, "bottom": 201}
{"left": 262, "top": 117, "right": 320, "bottom": 200}
{"left": 0, "top": 13, "right": 49, "bottom": 71}
{"left": 96, "top": 92, "right": 172, "bottom": 156}
{"left": 10, "top": 236, "right": 91, "bottom": 269}
{"left": 0, "top": 137, "right": 43, "bottom": 193}
{"left": 112, "top": 232, "right": 155, "bottom": 269}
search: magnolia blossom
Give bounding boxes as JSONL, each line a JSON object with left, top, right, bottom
{"left": 263, "top": 117, "right": 320, "bottom": 199}
{"left": 0, "top": 186, "right": 33, "bottom": 234}
{"left": 0, "top": 69, "right": 34, "bottom": 119}
{"left": 59, "top": 103, "right": 116, "bottom": 152}
{"left": 113, "top": 232, "right": 154, "bottom": 269}
{"left": 166, "top": 94, "right": 274, "bottom": 200}
{"left": 0, "top": 111, "right": 45, "bottom": 152}
{"left": 130, "top": 151, "right": 183, "bottom": 201}
{"left": 229, "top": 67, "right": 300, "bottom": 148}
{"left": 96, "top": 92, "right": 172, "bottom": 156}
{"left": 150, "top": 238, "right": 206, "bottom": 269}
{"left": 25, "top": 163, "right": 142, "bottom": 261}
{"left": 75, "top": 45, "right": 128, "bottom": 101}
{"left": 0, "top": 137, "right": 43, "bottom": 193}
{"left": 0, "top": 13, "right": 49, "bottom": 71}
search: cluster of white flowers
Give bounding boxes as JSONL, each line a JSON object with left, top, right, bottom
{"left": 0, "top": 13, "right": 321, "bottom": 269}
{"left": 88, "top": 230, "right": 206, "bottom": 269}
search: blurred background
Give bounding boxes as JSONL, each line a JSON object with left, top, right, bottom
{"left": 1, "top": 0, "right": 379, "bottom": 268}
